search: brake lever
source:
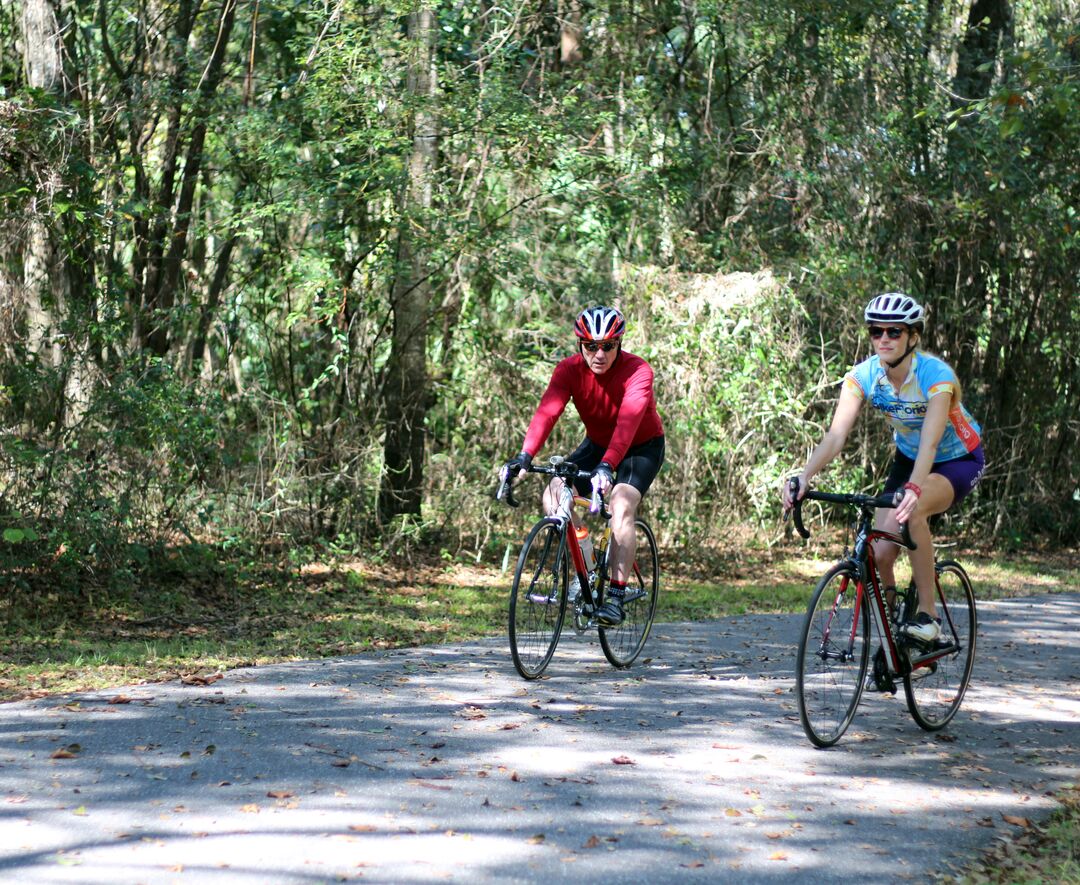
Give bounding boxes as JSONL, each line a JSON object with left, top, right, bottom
{"left": 589, "top": 473, "right": 603, "bottom": 515}
{"left": 891, "top": 490, "right": 916, "bottom": 550}
{"left": 495, "top": 471, "right": 519, "bottom": 508}
{"left": 788, "top": 477, "right": 810, "bottom": 539}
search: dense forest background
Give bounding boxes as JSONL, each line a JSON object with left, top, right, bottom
{"left": 2, "top": 0, "right": 1078, "bottom": 594}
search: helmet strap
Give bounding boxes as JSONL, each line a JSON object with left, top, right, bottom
{"left": 886, "top": 339, "right": 918, "bottom": 369}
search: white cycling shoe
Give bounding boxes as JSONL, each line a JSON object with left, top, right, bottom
{"left": 904, "top": 611, "right": 941, "bottom": 643}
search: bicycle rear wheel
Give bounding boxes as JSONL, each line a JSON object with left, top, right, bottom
{"left": 796, "top": 564, "right": 870, "bottom": 748}
{"left": 599, "top": 519, "right": 659, "bottom": 668}
{"left": 904, "top": 560, "right": 976, "bottom": 730}
{"left": 508, "top": 519, "right": 568, "bottom": 679}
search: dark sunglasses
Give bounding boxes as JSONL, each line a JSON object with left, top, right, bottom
{"left": 868, "top": 326, "right": 905, "bottom": 340}
{"left": 583, "top": 341, "right": 618, "bottom": 353}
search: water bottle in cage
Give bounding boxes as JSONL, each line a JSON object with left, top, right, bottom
{"left": 575, "top": 524, "right": 595, "bottom": 571}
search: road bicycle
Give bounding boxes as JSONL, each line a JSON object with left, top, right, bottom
{"left": 787, "top": 480, "right": 977, "bottom": 747}
{"left": 496, "top": 457, "right": 659, "bottom": 679}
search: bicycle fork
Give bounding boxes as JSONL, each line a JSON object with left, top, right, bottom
{"left": 816, "top": 572, "right": 862, "bottom": 664}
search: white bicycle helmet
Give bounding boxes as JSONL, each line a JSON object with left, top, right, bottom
{"left": 864, "top": 293, "right": 925, "bottom": 327}
{"left": 574, "top": 306, "right": 626, "bottom": 341}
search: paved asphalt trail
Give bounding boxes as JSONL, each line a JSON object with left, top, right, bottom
{"left": 1, "top": 593, "right": 1077, "bottom": 884}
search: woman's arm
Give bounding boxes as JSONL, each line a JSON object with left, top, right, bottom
{"left": 783, "top": 385, "right": 863, "bottom": 508}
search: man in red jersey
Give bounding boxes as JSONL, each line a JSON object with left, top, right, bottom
{"left": 501, "top": 306, "right": 665, "bottom": 626}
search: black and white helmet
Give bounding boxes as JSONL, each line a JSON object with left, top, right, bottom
{"left": 574, "top": 306, "right": 626, "bottom": 342}
{"left": 864, "top": 293, "right": 925, "bottom": 328}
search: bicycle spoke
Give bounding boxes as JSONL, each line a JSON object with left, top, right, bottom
{"left": 599, "top": 519, "right": 659, "bottom": 668}
{"left": 903, "top": 561, "right": 976, "bottom": 730}
{"left": 509, "top": 520, "right": 567, "bottom": 679}
{"left": 796, "top": 565, "right": 869, "bottom": 748}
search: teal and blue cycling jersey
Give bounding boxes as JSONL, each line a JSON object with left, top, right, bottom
{"left": 843, "top": 352, "right": 982, "bottom": 462}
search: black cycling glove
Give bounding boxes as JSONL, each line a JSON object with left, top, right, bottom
{"left": 502, "top": 452, "right": 532, "bottom": 480}
{"left": 592, "top": 461, "right": 615, "bottom": 489}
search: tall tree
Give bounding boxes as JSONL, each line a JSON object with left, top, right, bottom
{"left": 934, "top": 0, "right": 1013, "bottom": 383}
{"left": 19, "top": 0, "right": 64, "bottom": 369}
{"left": 379, "top": 6, "right": 438, "bottom": 521}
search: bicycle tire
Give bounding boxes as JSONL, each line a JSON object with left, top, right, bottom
{"left": 796, "top": 563, "right": 870, "bottom": 748}
{"left": 599, "top": 518, "right": 659, "bottom": 669}
{"left": 903, "top": 560, "right": 977, "bottom": 731}
{"left": 508, "top": 518, "right": 568, "bottom": 679}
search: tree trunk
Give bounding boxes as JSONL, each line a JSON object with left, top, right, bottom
{"left": 933, "top": 0, "right": 1012, "bottom": 383}
{"left": 21, "top": 0, "right": 102, "bottom": 427}
{"left": 379, "top": 7, "right": 438, "bottom": 522}
{"left": 137, "top": 0, "right": 236, "bottom": 356}
{"left": 20, "top": 0, "right": 67, "bottom": 377}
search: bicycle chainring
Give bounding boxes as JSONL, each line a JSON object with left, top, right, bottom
{"left": 871, "top": 646, "right": 897, "bottom": 694}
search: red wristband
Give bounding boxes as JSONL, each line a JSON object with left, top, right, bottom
{"left": 903, "top": 481, "right": 922, "bottom": 498}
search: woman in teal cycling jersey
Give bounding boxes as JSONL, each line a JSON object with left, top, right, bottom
{"left": 782, "top": 293, "right": 985, "bottom": 642}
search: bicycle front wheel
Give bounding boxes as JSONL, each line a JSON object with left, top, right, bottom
{"left": 796, "top": 564, "right": 870, "bottom": 748}
{"left": 599, "top": 519, "right": 659, "bottom": 669}
{"left": 508, "top": 519, "right": 568, "bottom": 679}
{"left": 904, "top": 560, "right": 977, "bottom": 731}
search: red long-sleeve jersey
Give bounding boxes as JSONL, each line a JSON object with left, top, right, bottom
{"left": 522, "top": 351, "right": 664, "bottom": 468}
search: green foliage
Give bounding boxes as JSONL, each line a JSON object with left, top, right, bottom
{"left": 0, "top": 360, "right": 229, "bottom": 590}
{"left": 2, "top": 0, "right": 1079, "bottom": 604}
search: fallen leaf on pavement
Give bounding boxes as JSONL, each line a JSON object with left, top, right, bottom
{"left": 411, "top": 780, "right": 452, "bottom": 791}
{"left": 180, "top": 673, "right": 223, "bottom": 686}
{"left": 612, "top": 756, "right": 635, "bottom": 765}
{"left": 459, "top": 706, "right": 487, "bottom": 720}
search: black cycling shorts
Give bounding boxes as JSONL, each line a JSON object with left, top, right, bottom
{"left": 881, "top": 446, "right": 986, "bottom": 507}
{"left": 566, "top": 435, "right": 665, "bottom": 497}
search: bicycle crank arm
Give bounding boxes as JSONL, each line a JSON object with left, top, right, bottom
{"left": 907, "top": 644, "right": 960, "bottom": 669}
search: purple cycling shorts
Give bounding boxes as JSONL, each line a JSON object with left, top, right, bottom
{"left": 883, "top": 445, "right": 985, "bottom": 507}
